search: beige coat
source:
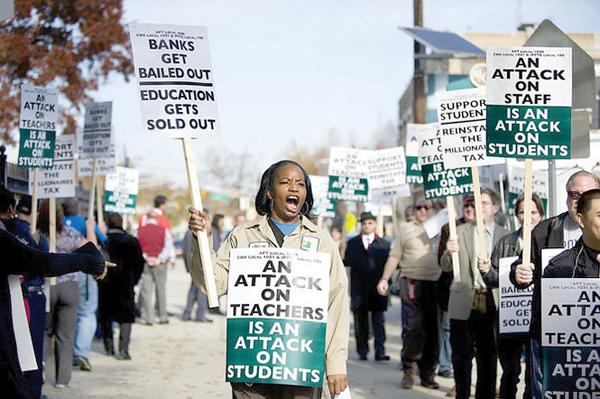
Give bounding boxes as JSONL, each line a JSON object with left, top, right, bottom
{"left": 189, "top": 215, "right": 349, "bottom": 376}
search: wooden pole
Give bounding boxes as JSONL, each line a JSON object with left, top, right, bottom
{"left": 522, "top": 159, "right": 534, "bottom": 267}
{"left": 30, "top": 169, "right": 38, "bottom": 234}
{"left": 88, "top": 158, "right": 96, "bottom": 222}
{"left": 49, "top": 198, "right": 57, "bottom": 253}
{"left": 181, "top": 138, "right": 219, "bottom": 308}
{"left": 471, "top": 166, "right": 487, "bottom": 259}
{"left": 376, "top": 205, "right": 384, "bottom": 237}
{"left": 96, "top": 176, "right": 104, "bottom": 227}
{"left": 446, "top": 195, "right": 461, "bottom": 283}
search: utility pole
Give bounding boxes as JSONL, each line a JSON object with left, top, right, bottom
{"left": 413, "top": 0, "right": 426, "bottom": 124}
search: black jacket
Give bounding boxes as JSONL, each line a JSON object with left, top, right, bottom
{"left": 485, "top": 229, "right": 521, "bottom": 289}
{"left": 544, "top": 238, "right": 600, "bottom": 279}
{"left": 509, "top": 212, "right": 569, "bottom": 340}
{"left": 99, "top": 229, "right": 145, "bottom": 323}
{"left": 0, "top": 229, "right": 104, "bottom": 399}
{"left": 344, "top": 235, "right": 390, "bottom": 312}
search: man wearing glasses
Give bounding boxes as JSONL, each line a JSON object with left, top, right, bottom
{"left": 377, "top": 198, "right": 441, "bottom": 390}
{"left": 510, "top": 170, "right": 600, "bottom": 398}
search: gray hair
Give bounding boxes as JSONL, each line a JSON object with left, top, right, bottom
{"left": 565, "top": 170, "right": 600, "bottom": 192}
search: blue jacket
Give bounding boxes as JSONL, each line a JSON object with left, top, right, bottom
{"left": 63, "top": 214, "right": 107, "bottom": 245}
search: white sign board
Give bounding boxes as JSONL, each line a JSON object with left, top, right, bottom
{"left": 80, "top": 101, "right": 113, "bottom": 159}
{"left": 19, "top": 84, "right": 58, "bottom": 131}
{"left": 541, "top": 278, "right": 600, "bottom": 347}
{"left": 29, "top": 135, "right": 76, "bottom": 198}
{"left": 328, "top": 147, "right": 368, "bottom": 179}
{"left": 366, "top": 147, "right": 408, "bottom": 202}
{"left": 104, "top": 167, "right": 139, "bottom": 214}
{"left": 76, "top": 129, "right": 116, "bottom": 176}
{"left": 310, "top": 175, "right": 336, "bottom": 218}
{"left": 508, "top": 164, "right": 549, "bottom": 199}
{"left": 499, "top": 256, "right": 532, "bottom": 334}
{"left": 129, "top": 23, "right": 219, "bottom": 138}
{"left": 437, "top": 88, "right": 502, "bottom": 169}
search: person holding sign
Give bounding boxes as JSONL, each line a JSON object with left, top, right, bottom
{"left": 479, "top": 193, "right": 544, "bottom": 399}
{"left": 510, "top": 171, "right": 600, "bottom": 398}
{"left": 187, "top": 160, "right": 349, "bottom": 398}
{"left": 442, "top": 188, "right": 509, "bottom": 399}
{"left": 377, "top": 198, "right": 442, "bottom": 390}
{"left": 0, "top": 208, "right": 111, "bottom": 399}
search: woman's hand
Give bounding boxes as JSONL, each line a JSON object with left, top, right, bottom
{"left": 188, "top": 207, "right": 211, "bottom": 236}
{"left": 95, "top": 261, "right": 116, "bottom": 281}
{"left": 477, "top": 257, "right": 491, "bottom": 274}
{"left": 327, "top": 374, "right": 348, "bottom": 396}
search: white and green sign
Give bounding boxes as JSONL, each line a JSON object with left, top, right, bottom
{"left": 29, "top": 135, "right": 76, "bottom": 199}
{"left": 129, "top": 23, "right": 219, "bottom": 137}
{"left": 405, "top": 124, "right": 424, "bottom": 184}
{"left": 18, "top": 85, "right": 58, "bottom": 169}
{"left": 327, "top": 147, "right": 369, "bottom": 202}
{"left": 103, "top": 167, "right": 139, "bottom": 215}
{"left": 309, "top": 175, "right": 336, "bottom": 218}
{"left": 328, "top": 176, "right": 368, "bottom": 202}
{"left": 366, "top": 147, "right": 408, "bottom": 202}
{"left": 437, "top": 88, "right": 502, "bottom": 168}
{"left": 507, "top": 164, "right": 548, "bottom": 215}
{"left": 418, "top": 122, "right": 473, "bottom": 200}
{"left": 80, "top": 101, "right": 113, "bottom": 159}
{"left": 486, "top": 47, "right": 572, "bottom": 159}
{"left": 226, "top": 248, "right": 330, "bottom": 387}
{"left": 541, "top": 278, "right": 600, "bottom": 396}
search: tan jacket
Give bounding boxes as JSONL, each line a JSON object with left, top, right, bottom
{"left": 189, "top": 215, "right": 349, "bottom": 376}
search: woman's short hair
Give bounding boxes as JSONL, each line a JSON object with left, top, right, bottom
{"left": 255, "top": 160, "right": 314, "bottom": 218}
{"left": 576, "top": 188, "right": 600, "bottom": 217}
{"left": 515, "top": 192, "right": 545, "bottom": 217}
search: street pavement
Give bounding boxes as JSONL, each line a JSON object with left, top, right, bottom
{"left": 44, "top": 258, "right": 524, "bottom": 398}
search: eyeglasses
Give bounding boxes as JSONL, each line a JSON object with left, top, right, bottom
{"left": 463, "top": 203, "right": 475, "bottom": 209}
{"left": 567, "top": 191, "right": 583, "bottom": 200}
{"left": 415, "top": 205, "right": 430, "bottom": 211}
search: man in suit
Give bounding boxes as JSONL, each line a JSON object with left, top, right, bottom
{"left": 344, "top": 212, "right": 391, "bottom": 361}
{"left": 442, "top": 188, "right": 509, "bottom": 399}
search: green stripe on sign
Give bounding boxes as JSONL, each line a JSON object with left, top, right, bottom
{"left": 486, "top": 105, "right": 571, "bottom": 159}
{"left": 226, "top": 318, "right": 327, "bottom": 387}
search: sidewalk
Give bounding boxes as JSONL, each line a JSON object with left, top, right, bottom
{"left": 44, "top": 258, "right": 522, "bottom": 398}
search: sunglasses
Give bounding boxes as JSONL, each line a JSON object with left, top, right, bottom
{"left": 463, "top": 203, "right": 475, "bottom": 209}
{"left": 415, "top": 205, "right": 430, "bottom": 211}
{"left": 567, "top": 191, "right": 583, "bottom": 200}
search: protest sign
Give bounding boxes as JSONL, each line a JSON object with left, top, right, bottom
{"left": 327, "top": 147, "right": 369, "bottom": 202}
{"left": 29, "top": 135, "right": 75, "bottom": 199}
{"left": 366, "top": 147, "right": 408, "bottom": 202}
{"left": 129, "top": 23, "right": 219, "bottom": 138}
{"left": 498, "top": 256, "right": 532, "bottom": 335}
{"left": 507, "top": 164, "right": 548, "bottom": 215}
{"left": 405, "top": 124, "right": 424, "bottom": 184}
{"left": 438, "top": 88, "right": 502, "bottom": 168}
{"left": 418, "top": 123, "right": 473, "bottom": 200}
{"left": 438, "top": 88, "right": 502, "bottom": 258}
{"left": 541, "top": 278, "right": 600, "bottom": 396}
{"left": 129, "top": 23, "right": 219, "bottom": 307}
{"left": 310, "top": 175, "right": 336, "bottom": 218}
{"left": 77, "top": 128, "right": 117, "bottom": 176}
{"left": 103, "top": 167, "right": 139, "bottom": 215}
{"left": 80, "top": 101, "right": 113, "bottom": 159}
{"left": 226, "top": 248, "right": 330, "bottom": 387}
{"left": 18, "top": 84, "right": 58, "bottom": 169}
{"left": 486, "top": 47, "right": 572, "bottom": 160}
{"left": 423, "top": 208, "right": 448, "bottom": 239}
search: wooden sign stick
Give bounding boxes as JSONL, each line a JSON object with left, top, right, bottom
{"left": 521, "top": 159, "right": 534, "bottom": 268}
{"left": 376, "top": 205, "right": 384, "bottom": 237}
{"left": 88, "top": 158, "right": 97, "bottom": 223}
{"left": 182, "top": 137, "right": 219, "bottom": 308}
{"left": 30, "top": 169, "right": 38, "bottom": 234}
{"left": 49, "top": 198, "right": 57, "bottom": 253}
{"left": 471, "top": 166, "right": 488, "bottom": 259}
{"left": 96, "top": 176, "right": 104, "bottom": 228}
{"left": 446, "top": 195, "right": 461, "bottom": 283}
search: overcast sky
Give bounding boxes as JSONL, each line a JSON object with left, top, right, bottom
{"left": 10, "top": 0, "right": 600, "bottom": 187}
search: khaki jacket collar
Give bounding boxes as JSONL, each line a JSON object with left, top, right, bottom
{"left": 246, "top": 214, "right": 318, "bottom": 246}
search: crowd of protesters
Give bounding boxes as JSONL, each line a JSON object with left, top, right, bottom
{"left": 3, "top": 167, "right": 600, "bottom": 398}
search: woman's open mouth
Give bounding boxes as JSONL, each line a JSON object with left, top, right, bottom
{"left": 285, "top": 195, "right": 300, "bottom": 213}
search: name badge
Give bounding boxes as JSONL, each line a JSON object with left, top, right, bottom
{"left": 301, "top": 236, "right": 319, "bottom": 252}
{"left": 249, "top": 241, "right": 269, "bottom": 248}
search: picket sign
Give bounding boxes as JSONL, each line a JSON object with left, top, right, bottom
{"left": 470, "top": 167, "right": 487, "bottom": 258}
{"left": 521, "top": 159, "right": 534, "bottom": 267}
{"left": 182, "top": 138, "right": 219, "bottom": 308}
{"left": 88, "top": 158, "right": 97, "bottom": 224}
